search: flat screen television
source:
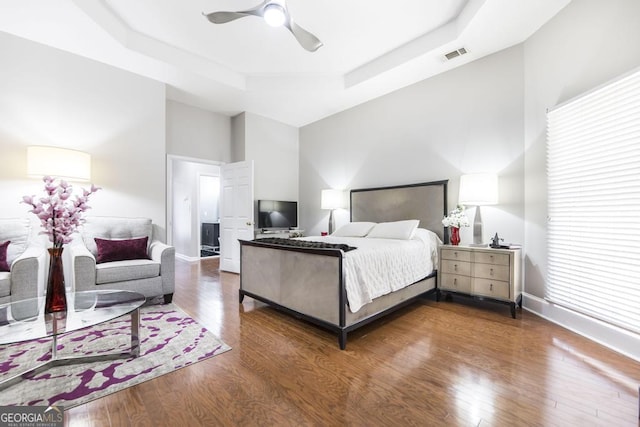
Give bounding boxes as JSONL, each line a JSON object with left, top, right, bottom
{"left": 257, "top": 200, "right": 298, "bottom": 230}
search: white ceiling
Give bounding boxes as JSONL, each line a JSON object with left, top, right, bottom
{"left": 0, "top": 0, "right": 570, "bottom": 127}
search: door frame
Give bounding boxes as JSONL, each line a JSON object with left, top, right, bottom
{"left": 166, "top": 155, "right": 223, "bottom": 253}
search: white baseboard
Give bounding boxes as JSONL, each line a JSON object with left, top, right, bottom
{"left": 175, "top": 253, "right": 200, "bottom": 263}
{"left": 523, "top": 293, "right": 640, "bottom": 362}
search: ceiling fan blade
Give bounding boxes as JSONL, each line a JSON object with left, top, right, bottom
{"left": 203, "top": 1, "right": 266, "bottom": 24}
{"left": 285, "top": 20, "right": 323, "bottom": 52}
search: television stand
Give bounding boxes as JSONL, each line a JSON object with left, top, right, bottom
{"left": 255, "top": 229, "right": 304, "bottom": 239}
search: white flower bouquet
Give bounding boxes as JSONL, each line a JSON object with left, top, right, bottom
{"left": 22, "top": 176, "right": 100, "bottom": 248}
{"left": 442, "top": 206, "right": 469, "bottom": 228}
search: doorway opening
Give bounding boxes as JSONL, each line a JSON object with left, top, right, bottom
{"left": 199, "top": 174, "right": 220, "bottom": 257}
{"left": 167, "top": 155, "right": 222, "bottom": 262}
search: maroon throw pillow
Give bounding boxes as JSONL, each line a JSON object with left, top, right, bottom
{"left": 0, "top": 240, "right": 10, "bottom": 272}
{"left": 95, "top": 237, "right": 149, "bottom": 264}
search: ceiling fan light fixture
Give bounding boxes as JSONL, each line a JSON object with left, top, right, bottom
{"left": 263, "top": 3, "right": 286, "bottom": 27}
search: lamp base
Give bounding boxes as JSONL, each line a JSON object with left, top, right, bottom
{"left": 328, "top": 209, "right": 334, "bottom": 235}
{"left": 472, "top": 206, "right": 484, "bottom": 247}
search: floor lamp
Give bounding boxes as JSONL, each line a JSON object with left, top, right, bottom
{"left": 27, "top": 146, "right": 92, "bottom": 182}
{"left": 321, "top": 189, "right": 344, "bottom": 235}
{"left": 458, "top": 173, "right": 498, "bottom": 247}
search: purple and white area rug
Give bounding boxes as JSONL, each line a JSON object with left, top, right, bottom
{"left": 0, "top": 304, "right": 231, "bottom": 408}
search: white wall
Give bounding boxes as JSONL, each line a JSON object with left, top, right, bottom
{"left": 166, "top": 100, "right": 231, "bottom": 162}
{"left": 300, "top": 46, "right": 525, "bottom": 239}
{"left": 171, "top": 160, "right": 195, "bottom": 258}
{"left": 0, "top": 32, "right": 167, "bottom": 237}
{"left": 299, "top": 1, "right": 640, "bottom": 359}
{"left": 523, "top": 0, "right": 640, "bottom": 299}
{"left": 200, "top": 175, "right": 220, "bottom": 224}
{"left": 522, "top": 0, "right": 640, "bottom": 360}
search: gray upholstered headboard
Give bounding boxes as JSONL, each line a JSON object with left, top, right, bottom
{"left": 350, "top": 180, "right": 449, "bottom": 244}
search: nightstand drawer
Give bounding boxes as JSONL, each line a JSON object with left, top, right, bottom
{"left": 472, "top": 278, "right": 510, "bottom": 300}
{"left": 438, "top": 244, "right": 521, "bottom": 318}
{"left": 441, "top": 248, "right": 471, "bottom": 262}
{"left": 441, "top": 260, "right": 471, "bottom": 276}
{"left": 473, "top": 252, "right": 510, "bottom": 266}
{"left": 473, "top": 263, "right": 510, "bottom": 281}
{"left": 440, "top": 274, "right": 472, "bottom": 293}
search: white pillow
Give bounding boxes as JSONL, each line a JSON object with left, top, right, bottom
{"left": 331, "top": 222, "right": 376, "bottom": 237}
{"left": 366, "top": 220, "right": 419, "bottom": 240}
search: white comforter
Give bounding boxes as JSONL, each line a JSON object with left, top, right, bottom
{"left": 297, "top": 229, "right": 440, "bottom": 313}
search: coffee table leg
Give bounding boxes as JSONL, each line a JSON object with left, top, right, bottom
{"left": 51, "top": 334, "right": 58, "bottom": 360}
{"left": 0, "top": 308, "right": 142, "bottom": 391}
{"left": 130, "top": 308, "right": 140, "bottom": 357}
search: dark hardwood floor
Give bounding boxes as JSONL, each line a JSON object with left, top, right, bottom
{"left": 67, "top": 257, "right": 639, "bottom": 426}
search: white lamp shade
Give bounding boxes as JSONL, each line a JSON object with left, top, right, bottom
{"left": 458, "top": 173, "right": 498, "bottom": 206}
{"left": 321, "top": 189, "right": 346, "bottom": 210}
{"left": 27, "top": 146, "right": 91, "bottom": 182}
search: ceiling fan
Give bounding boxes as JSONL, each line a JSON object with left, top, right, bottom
{"left": 203, "top": 0, "right": 323, "bottom": 52}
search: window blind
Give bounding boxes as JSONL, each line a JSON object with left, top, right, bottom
{"left": 546, "top": 68, "right": 640, "bottom": 335}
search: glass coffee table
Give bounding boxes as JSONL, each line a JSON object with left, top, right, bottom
{"left": 0, "top": 290, "right": 146, "bottom": 390}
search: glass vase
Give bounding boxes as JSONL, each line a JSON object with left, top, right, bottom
{"left": 45, "top": 247, "right": 67, "bottom": 313}
{"left": 450, "top": 227, "right": 461, "bottom": 246}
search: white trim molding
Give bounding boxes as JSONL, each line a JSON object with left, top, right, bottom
{"left": 175, "top": 253, "right": 201, "bottom": 264}
{"left": 523, "top": 293, "right": 640, "bottom": 362}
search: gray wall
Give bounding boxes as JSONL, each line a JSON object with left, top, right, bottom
{"left": 232, "top": 112, "right": 299, "bottom": 202}
{"left": 300, "top": 46, "right": 525, "bottom": 240}
{"left": 244, "top": 112, "right": 299, "bottom": 202}
{"left": 166, "top": 100, "right": 231, "bottom": 162}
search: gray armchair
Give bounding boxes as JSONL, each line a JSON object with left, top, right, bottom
{"left": 69, "top": 217, "right": 175, "bottom": 303}
{"left": 0, "top": 218, "right": 46, "bottom": 304}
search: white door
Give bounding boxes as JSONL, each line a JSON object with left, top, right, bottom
{"left": 219, "top": 161, "right": 254, "bottom": 273}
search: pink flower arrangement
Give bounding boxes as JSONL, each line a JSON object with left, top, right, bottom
{"left": 22, "top": 176, "right": 100, "bottom": 248}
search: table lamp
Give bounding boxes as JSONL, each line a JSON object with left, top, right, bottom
{"left": 321, "top": 189, "right": 345, "bottom": 234}
{"left": 458, "top": 173, "right": 498, "bottom": 247}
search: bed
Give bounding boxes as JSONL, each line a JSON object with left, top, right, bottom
{"left": 239, "top": 180, "right": 449, "bottom": 349}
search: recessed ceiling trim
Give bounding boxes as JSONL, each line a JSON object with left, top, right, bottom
{"left": 0, "top": 0, "right": 572, "bottom": 127}
{"left": 344, "top": 22, "right": 458, "bottom": 89}
{"left": 344, "top": 0, "right": 485, "bottom": 89}
{"left": 74, "top": 0, "right": 246, "bottom": 90}
{"left": 246, "top": 74, "right": 344, "bottom": 91}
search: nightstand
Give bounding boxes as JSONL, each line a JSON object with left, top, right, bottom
{"left": 438, "top": 245, "right": 522, "bottom": 318}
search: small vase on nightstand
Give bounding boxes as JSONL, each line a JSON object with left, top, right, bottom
{"left": 450, "top": 227, "right": 460, "bottom": 246}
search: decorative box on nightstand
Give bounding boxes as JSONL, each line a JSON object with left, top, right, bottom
{"left": 438, "top": 245, "right": 522, "bottom": 318}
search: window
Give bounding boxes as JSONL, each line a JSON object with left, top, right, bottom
{"left": 546, "top": 68, "right": 640, "bottom": 334}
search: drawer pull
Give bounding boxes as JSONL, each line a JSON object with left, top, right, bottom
{"left": 454, "top": 278, "right": 457, "bottom": 286}
{"left": 490, "top": 283, "right": 493, "bottom": 291}
{"left": 454, "top": 251, "right": 458, "bottom": 257}
{"left": 490, "top": 268, "right": 494, "bottom": 276}
{"left": 490, "top": 255, "right": 494, "bottom": 261}
{"left": 454, "top": 264, "right": 458, "bottom": 271}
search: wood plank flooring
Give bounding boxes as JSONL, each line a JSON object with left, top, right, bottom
{"left": 66, "top": 258, "right": 640, "bottom": 426}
